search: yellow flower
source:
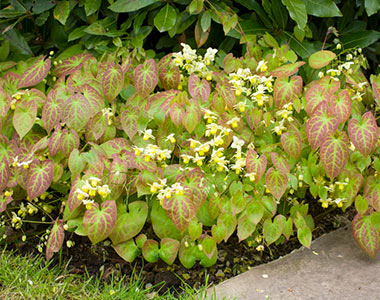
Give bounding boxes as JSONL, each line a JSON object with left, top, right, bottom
{"left": 144, "top": 155, "right": 151, "bottom": 162}
{"left": 4, "top": 190, "right": 13, "bottom": 197}
{"left": 206, "top": 74, "right": 212, "bottom": 81}
{"left": 235, "top": 88, "right": 242, "bottom": 96}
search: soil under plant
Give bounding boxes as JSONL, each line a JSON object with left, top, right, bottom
{"left": 6, "top": 199, "right": 356, "bottom": 295}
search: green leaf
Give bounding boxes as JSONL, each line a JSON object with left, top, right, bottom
{"left": 188, "top": 218, "right": 202, "bottom": 241}
{"left": 352, "top": 214, "right": 380, "bottom": 259}
{"left": 305, "top": 0, "right": 342, "bottom": 17}
{"left": 246, "top": 201, "right": 264, "bottom": 225}
{"left": 355, "top": 195, "right": 369, "bottom": 216}
{"left": 83, "top": 201, "right": 117, "bottom": 245}
{"left": 53, "top": 1, "right": 71, "bottom": 25}
{"left": 46, "top": 220, "right": 64, "bottom": 261}
{"left": 113, "top": 240, "right": 140, "bottom": 262}
{"left": 13, "top": 101, "right": 37, "bottom": 140}
{"left": 142, "top": 239, "right": 159, "bottom": 263}
{"left": 62, "top": 93, "right": 92, "bottom": 132}
{"left": 281, "top": 0, "right": 307, "bottom": 30}
{"left": 151, "top": 201, "right": 183, "bottom": 240}
{"left": 201, "top": 236, "right": 216, "bottom": 259}
{"left": 109, "top": 0, "right": 159, "bottom": 12}
{"left": 68, "top": 26, "right": 87, "bottom": 42}
{"left": 178, "top": 238, "right": 197, "bottom": 268}
{"left": 154, "top": 4, "right": 177, "bottom": 32}
{"left": 265, "top": 167, "right": 288, "bottom": 201}
{"left": 308, "top": 50, "right": 336, "bottom": 69}
{"left": 237, "top": 215, "right": 256, "bottom": 242}
{"left": 159, "top": 238, "right": 180, "bottom": 265}
{"left": 85, "top": 0, "right": 101, "bottom": 16}
{"left": 2, "top": 28, "right": 33, "bottom": 55}
{"left": 340, "top": 30, "right": 380, "bottom": 49}
{"left": 263, "top": 216, "right": 283, "bottom": 245}
{"left": 365, "top": 0, "right": 380, "bottom": 16}
{"left": 272, "top": 0, "right": 288, "bottom": 30}
{"left": 297, "top": 226, "right": 312, "bottom": 248}
{"left": 200, "top": 11, "right": 211, "bottom": 32}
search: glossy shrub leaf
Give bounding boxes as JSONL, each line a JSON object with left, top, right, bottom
{"left": 237, "top": 215, "right": 256, "bottom": 242}
{"left": 305, "top": 0, "right": 342, "bottom": 17}
{"left": 83, "top": 200, "right": 117, "bottom": 245}
{"left": 306, "top": 104, "right": 339, "bottom": 150}
{"left": 271, "top": 152, "right": 290, "bottom": 174}
{"left": 142, "top": 239, "right": 159, "bottom": 263}
{"left": 352, "top": 214, "right": 380, "bottom": 259}
{"left": 62, "top": 93, "right": 91, "bottom": 132}
{"left": 154, "top": 4, "right": 177, "bottom": 32}
{"left": 53, "top": 0, "right": 71, "bottom": 25}
{"left": 273, "top": 75, "right": 303, "bottom": 108}
{"left": 195, "top": 18, "right": 210, "bottom": 48}
{"left": 113, "top": 240, "right": 140, "bottom": 263}
{"left": 18, "top": 56, "right": 50, "bottom": 88}
{"left": 281, "top": 131, "right": 302, "bottom": 159}
{"left": 162, "top": 189, "right": 196, "bottom": 232}
{"left": 54, "top": 54, "right": 92, "bottom": 77}
{"left": 265, "top": 167, "right": 288, "bottom": 201}
{"left": 270, "top": 61, "right": 305, "bottom": 77}
{"left": 188, "top": 74, "right": 210, "bottom": 102}
{"left": 13, "top": 101, "right": 37, "bottom": 140}
{"left": 85, "top": 0, "right": 101, "bottom": 16}
{"left": 348, "top": 111, "right": 379, "bottom": 157}
{"left": 102, "top": 64, "right": 124, "bottom": 102}
{"left": 245, "top": 148, "right": 267, "bottom": 183}
{"left": 109, "top": 201, "right": 148, "bottom": 245}
{"left": 340, "top": 30, "right": 380, "bottom": 49}
{"left": 320, "top": 131, "right": 349, "bottom": 179}
{"left": 297, "top": 226, "right": 312, "bottom": 248}
{"left": 159, "top": 238, "right": 180, "bottom": 265}
{"left": 109, "top": 0, "right": 159, "bottom": 12}
{"left": 309, "top": 50, "right": 336, "bottom": 69}
{"left": 26, "top": 160, "right": 53, "bottom": 200}
{"left": 134, "top": 59, "right": 158, "bottom": 96}
{"left": 46, "top": 220, "right": 64, "bottom": 261}
{"left": 281, "top": 0, "right": 307, "bottom": 30}
{"left": 329, "top": 90, "right": 352, "bottom": 124}
{"left": 263, "top": 216, "right": 283, "bottom": 245}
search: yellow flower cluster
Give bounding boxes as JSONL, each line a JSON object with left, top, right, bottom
{"left": 148, "top": 179, "right": 187, "bottom": 205}
{"left": 75, "top": 177, "right": 111, "bottom": 210}
{"left": 133, "top": 143, "right": 172, "bottom": 163}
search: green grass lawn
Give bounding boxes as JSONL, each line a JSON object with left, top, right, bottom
{"left": 0, "top": 248, "right": 224, "bottom": 300}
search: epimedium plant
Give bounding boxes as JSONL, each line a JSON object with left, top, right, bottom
{"left": 1, "top": 35, "right": 380, "bottom": 268}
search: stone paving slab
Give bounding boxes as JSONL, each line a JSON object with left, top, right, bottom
{"left": 208, "top": 226, "right": 380, "bottom": 300}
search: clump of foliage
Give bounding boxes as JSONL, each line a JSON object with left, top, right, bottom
{"left": 1, "top": 34, "right": 380, "bottom": 268}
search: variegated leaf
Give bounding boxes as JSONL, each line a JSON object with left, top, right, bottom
{"left": 42, "top": 89, "right": 63, "bottom": 134}
{"left": 306, "top": 104, "right": 339, "bottom": 150}
{"left": 54, "top": 53, "right": 92, "bottom": 77}
{"left": 0, "top": 159, "right": 10, "bottom": 194}
{"left": 352, "top": 214, "right": 380, "bottom": 259}
{"left": 162, "top": 189, "right": 196, "bottom": 232}
{"left": 134, "top": 59, "right": 158, "bottom": 96}
{"left": 0, "top": 194, "right": 13, "bottom": 213}
{"left": 79, "top": 84, "right": 104, "bottom": 114}
{"left": 159, "top": 238, "right": 180, "bottom": 265}
{"left": 0, "top": 87, "right": 10, "bottom": 117}
{"left": 370, "top": 74, "right": 380, "bottom": 105}
{"left": 188, "top": 74, "right": 210, "bottom": 102}
{"left": 183, "top": 99, "right": 201, "bottom": 134}
{"left": 49, "top": 128, "right": 62, "bottom": 157}
{"left": 246, "top": 148, "right": 267, "bottom": 182}
{"left": 271, "top": 152, "right": 290, "bottom": 174}
{"left": 18, "top": 56, "right": 51, "bottom": 88}
{"left": 83, "top": 200, "right": 117, "bottom": 245}
{"left": 26, "top": 159, "right": 53, "bottom": 200}
{"left": 270, "top": 61, "right": 305, "bottom": 77}
{"left": 67, "top": 175, "right": 85, "bottom": 213}
{"left": 120, "top": 108, "right": 138, "bottom": 140}
{"left": 102, "top": 63, "right": 124, "bottom": 102}
{"left": 265, "top": 167, "right": 288, "bottom": 200}
{"left": 364, "top": 176, "right": 380, "bottom": 211}
{"left": 237, "top": 214, "right": 256, "bottom": 242}
{"left": 348, "top": 111, "right": 379, "bottom": 157}
{"left": 100, "top": 138, "right": 130, "bottom": 158}
{"left": 305, "top": 84, "right": 330, "bottom": 116}
{"left": 273, "top": 75, "right": 303, "bottom": 108}
{"left": 281, "top": 131, "right": 302, "bottom": 159}
{"left": 320, "top": 131, "right": 349, "bottom": 179}
{"left": 113, "top": 240, "right": 140, "bottom": 263}
{"left": 329, "top": 89, "right": 352, "bottom": 124}
{"left": 46, "top": 220, "right": 64, "bottom": 261}
{"left": 159, "top": 66, "right": 180, "bottom": 90}
{"left": 216, "top": 78, "right": 236, "bottom": 109}
{"left": 62, "top": 93, "right": 91, "bottom": 132}
{"left": 169, "top": 103, "right": 185, "bottom": 127}
{"left": 60, "top": 129, "right": 80, "bottom": 157}
{"left": 86, "top": 112, "right": 107, "bottom": 141}
{"left": 13, "top": 100, "right": 37, "bottom": 140}
{"left": 68, "top": 149, "right": 86, "bottom": 176}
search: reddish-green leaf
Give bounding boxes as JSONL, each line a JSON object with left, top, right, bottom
{"left": 305, "top": 84, "right": 330, "bottom": 116}
{"left": 263, "top": 216, "right": 283, "bottom": 245}
{"left": 68, "top": 149, "right": 86, "bottom": 176}
{"left": 83, "top": 200, "right": 117, "bottom": 245}
{"left": 195, "top": 18, "right": 210, "bottom": 47}
{"left": 348, "top": 111, "right": 379, "bottom": 157}
{"left": 183, "top": 100, "right": 201, "bottom": 134}
{"left": 100, "top": 138, "right": 130, "bottom": 158}
{"left": 309, "top": 50, "right": 336, "bottom": 69}
{"left": 364, "top": 176, "right": 380, "bottom": 211}
{"left": 270, "top": 61, "right": 305, "bottom": 77}
{"left": 159, "top": 238, "right": 180, "bottom": 265}
{"left": 329, "top": 90, "right": 352, "bottom": 124}
{"left": 67, "top": 175, "right": 85, "bottom": 213}
{"left": 142, "top": 239, "right": 159, "bottom": 263}
{"left": 113, "top": 240, "right": 140, "bottom": 262}
{"left": 281, "top": 131, "right": 302, "bottom": 159}
{"left": 54, "top": 53, "right": 92, "bottom": 77}
{"left": 79, "top": 85, "right": 104, "bottom": 114}
{"left": 60, "top": 129, "right": 79, "bottom": 157}
{"left": 18, "top": 56, "right": 51, "bottom": 88}
{"left": 162, "top": 189, "right": 196, "bottom": 232}
{"left": 201, "top": 236, "right": 216, "bottom": 259}
{"left": 0, "top": 87, "right": 10, "bottom": 117}
{"left": 370, "top": 74, "right": 380, "bottom": 105}
{"left": 237, "top": 214, "right": 256, "bottom": 242}
{"left": 13, "top": 100, "right": 37, "bottom": 140}
{"left": 273, "top": 75, "right": 303, "bottom": 108}
{"left": 0, "top": 159, "right": 10, "bottom": 194}
{"left": 169, "top": 103, "right": 185, "bottom": 127}
{"left": 120, "top": 108, "right": 138, "bottom": 140}
{"left": 86, "top": 112, "right": 107, "bottom": 141}
{"left": 62, "top": 93, "right": 91, "bottom": 132}
{"left": 102, "top": 63, "right": 124, "bottom": 102}
{"left": 42, "top": 89, "right": 64, "bottom": 134}
{"left": 271, "top": 152, "right": 290, "bottom": 174}
{"left": 245, "top": 148, "right": 267, "bottom": 183}
{"left": 232, "top": 190, "right": 246, "bottom": 215}
{"left": 216, "top": 78, "right": 236, "bottom": 109}
{"left": 320, "top": 131, "right": 349, "bottom": 179}
{"left": 26, "top": 160, "right": 53, "bottom": 200}
{"left": 265, "top": 167, "right": 288, "bottom": 200}
{"left": 49, "top": 128, "right": 62, "bottom": 157}
{"left": 0, "top": 194, "right": 13, "bottom": 213}
{"left": 188, "top": 74, "right": 210, "bottom": 102}
{"left": 352, "top": 214, "right": 380, "bottom": 259}
{"left": 159, "top": 66, "right": 180, "bottom": 90}
{"left": 134, "top": 59, "right": 158, "bottom": 96}
{"left": 46, "top": 220, "right": 64, "bottom": 261}
{"left": 109, "top": 201, "right": 148, "bottom": 245}
{"left": 306, "top": 103, "right": 339, "bottom": 150}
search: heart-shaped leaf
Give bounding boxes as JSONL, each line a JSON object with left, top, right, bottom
{"left": 297, "top": 226, "right": 312, "bottom": 248}
{"left": 62, "top": 93, "right": 91, "bottom": 132}
{"left": 54, "top": 53, "right": 92, "bottom": 77}
{"left": 364, "top": 176, "right": 380, "bottom": 211}
{"left": 46, "top": 220, "right": 64, "bottom": 261}
{"left": 265, "top": 167, "right": 288, "bottom": 200}
{"left": 142, "top": 239, "right": 159, "bottom": 263}
{"left": 113, "top": 239, "right": 140, "bottom": 263}
{"left": 348, "top": 111, "right": 379, "bottom": 157}
{"left": 281, "top": 131, "right": 302, "bottom": 159}
{"left": 270, "top": 61, "right": 305, "bottom": 77}
{"left": 271, "top": 152, "right": 290, "bottom": 174}
{"left": 18, "top": 56, "right": 51, "bottom": 88}
{"left": 273, "top": 75, "right": 303, "bottom": 108}
{"left": 246, "top": 148, "right": 267, "bottom": 182}
{"left": 263, "top": 216, "right": 283, "bottom": 245}
{"left": 134, "top": 59, "right": 158, "bottom": 96}
{"left": 246, "top": 200, "right": 264, "bottom": 225}
{"left": 83, "top": 200, "right": 117, "bottom": 244}
{"left": 305, "top": 84, "right": 330, "bottom": 116}
{"left": 42, "top": 89, "right": 64, "bottom": 134}
{"left": 13, "top": 100, "right": 37, "bottom": 140}
{"left": 352, "top": 213, "right": 380, "bottom": 259}
{"left": 329, "top": 89, "right": 352, "bottom": 124}
{"left": 237, "top": 214, "right": 256, "bottom": 242}
{"left": 159, "top": 238, "right": 180, "bottom": 265}
{"left": 102, "top": 63, "right": 124, "bottom": 102}
{"left": 26, "top": 160, "right": 54, "bottom": 200}
{"left": 60, "top": 129, "right": 80, "bottom": 157}
{"left": 188, "top": 74, "right": 210, "bottom": 102}
{"left": 309, "top": 50, "right": 336, "bottom": 69}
